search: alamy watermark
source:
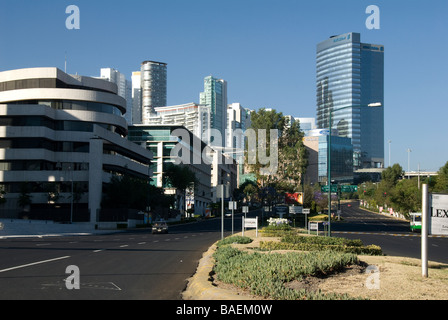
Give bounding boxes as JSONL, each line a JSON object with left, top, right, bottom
{"left": 66, "top": 5, "right": 80, "bottom": 30}
{"left": 65, "top": 265, "right": 80, "bottom": 290}
{"left": 365, "top": 265, "right": 380, "bottom": 290}
{"left": 366, "top": 5, "right": 380, "bottom": 30}
{"left": 170, "top": 128, "right": 279, "bottom": 176}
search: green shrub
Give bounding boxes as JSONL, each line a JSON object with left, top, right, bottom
{"left": 217, "top": 236, "right": 253, "bottom": 246}
{"left": 213, "top": 246, "right": 361, "bottom": 300}
{"left": 281, "top": 234, "right": 364, "bottom": 247}
{"left": 260, "top": 241, "right": 382, "bottom": 255}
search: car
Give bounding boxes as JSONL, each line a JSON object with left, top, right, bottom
{"left": 152, "top": 221, "right": 169, "bottom": 234}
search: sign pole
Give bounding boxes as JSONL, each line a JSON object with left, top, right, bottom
{"left": 221, "top": 185, "right": 224, "bottom": 240}
{"left": 421, "top": 184, "right": 428, "bottom": 278}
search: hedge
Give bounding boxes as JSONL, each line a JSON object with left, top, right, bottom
{"left": 260, "top": 241, "right": 382, "bottom": 255}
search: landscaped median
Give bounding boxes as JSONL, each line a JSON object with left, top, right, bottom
{"left": 183, "top": 224, "right": 383, "bottom": 300}
{"left": 183, "top": 224, "right": 448, "bottom": 300}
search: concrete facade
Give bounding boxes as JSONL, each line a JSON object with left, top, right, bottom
{"left": 0, "top": 68, "right": 153, "bottom": 226}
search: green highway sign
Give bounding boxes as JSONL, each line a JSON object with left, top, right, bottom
{"left": 321, "top": 185, "right": 338, "bottom": 193}
{"left": 341, "top": 185, "right": 358, "bottom": 193}
{"left": 321, "top": 185, "right": 358, "bottom": 193}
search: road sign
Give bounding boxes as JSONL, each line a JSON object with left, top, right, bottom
{"left": 341, "top": 185, "right": 358, "bottom": 193}
{"left": 302, "top": 208, "right": 310, "bottom": 214}
{"left": 429, "top": 193, "right": 448, "bottom": 236}
{"left": 242, "top": 217, "right": 258, "bottom": 237}
{"left": 321, "top": 185, "right": 338, "bottom": 193}
{"left": 229, "top": 201, "right": 237, "bottom": 210}
{"left": 289, "top": 206, "right": 302, "bottom": 214}
{"left": 321, "top": 185, "right": 358, "bottom": 193}
{"left": 242, "top": 206, "right": 249, "bottom": 213}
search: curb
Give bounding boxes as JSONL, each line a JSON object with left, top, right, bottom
{"left": 182, "top": 242, "right": 255, "bottom": 301}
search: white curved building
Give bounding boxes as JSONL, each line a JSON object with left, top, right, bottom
{"left": 0, "top": 68, "right": 153, "bottom": 225}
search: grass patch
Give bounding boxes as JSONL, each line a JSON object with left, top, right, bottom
{"left": 217, "top": 236, "right": 253, "bottom": 246}
{"left": 213, "top": 245, "right": 362, "bottom": 300}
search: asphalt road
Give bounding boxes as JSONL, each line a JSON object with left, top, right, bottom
{"left": 0, "top": 206, "right": 446, "bottom": 301}
{"left": 0, "top": 217, "right": 238, "bottom": 300}
{"left": 331, "top": 202, "right": 448, "bottom": 264}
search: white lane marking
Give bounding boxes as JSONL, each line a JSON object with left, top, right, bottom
{"left": 119, "top": 245, "right": 129, "bottom": 248}
{"left": 0, "top": 256, "right": 70, "bottom": 273}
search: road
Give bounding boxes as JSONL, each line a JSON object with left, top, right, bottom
{"left": 331, "top": 202, "right": 448, "bottom": 264}
{"left": 0, "top": 206, "right": 446, "bottom": 300}
{"left": 0, "top": 217, "right": 239, "bottom": 300}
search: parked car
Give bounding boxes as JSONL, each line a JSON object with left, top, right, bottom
{"left": 152, "top": 221, "right": 169, "bottom": 234}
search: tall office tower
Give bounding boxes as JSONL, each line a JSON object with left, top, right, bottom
{"left": 131, "top": 71, "right": 142, "bottom": 124}
{"left": 226, "top": 103, "right": 251, "bottom": 158}
{"left": 200, "top": 76, "right": 227, "bottom": 147}
{"left": 141, "top": 61, "right": 167, "bottom": 124}
{"left": 100, "top": 68, "right": 133, "bottom": 125}
{"left": 316, "top": 32, "right": 384, "bottom": 169}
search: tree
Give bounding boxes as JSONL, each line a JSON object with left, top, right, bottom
{"left": 102, "top": 174, "right": 150, "bottom": 211}
{"left": 278, "top": 120, "right": 308, "bottom": 191}
{"left": 0, "top": 185, "right": 6, "bottom": 205}
{"left": 163, "top": 163, "right": 198, "bottom": 214}
{"left": 434, "top": 161, "right": 448, "bottom": 192}
{"left": 381, "top": 164, "right": 404, "bottom": 186}
{"left": 245, "top": 108, "right": 308, "bottom": 191}
{"left": 18, "top": 182, "right": 32, "bottom": 212}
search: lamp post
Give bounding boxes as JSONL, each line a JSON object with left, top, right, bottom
{"left": 327, "top": 102, "right": 382, "bottom": 237}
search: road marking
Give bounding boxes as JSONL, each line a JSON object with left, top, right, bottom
{"left": 138, "top": 242, "right": 146, "bottom": 245}
{"left": 93, "top": 249, "right": 104, "bottom": 253}
{"left": 119, "top": 245, "right": 129, "bottom": 248}
{"left": 0, "top": 256, "right": 70, "bottom": 274}
{"left": 36, "top": 243, "right": 51, "bottom": 246}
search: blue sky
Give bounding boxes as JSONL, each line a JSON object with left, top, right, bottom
{"left": 0, "top": 0, "right": 447, "bottom": 172}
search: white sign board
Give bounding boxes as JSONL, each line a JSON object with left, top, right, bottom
{"left": 244, "top": 218, "right": 258, "bottom": 228}
{"left": 242, "top": 206, "right": 249, "bottom": 213}
{"left": 302, "top": 208, "right": 310, "bottom": 214}
{"left": 289, "top": 206, "right": 302, "bottom": 214}
{"left": 242, "top": 217, "right": 258, "bottom": 237}
{"left": 229, "top": 201, "right": 237, "bottom": 210}
{"left": 429, "top": 194, "right": 448, "bottom": 236}
{"left": 308, "top": 221, "right": 320, "bottom": 235}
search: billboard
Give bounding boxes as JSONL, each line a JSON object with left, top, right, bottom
{"left": 285, "top": 193, "right": 303, "bottom": 205}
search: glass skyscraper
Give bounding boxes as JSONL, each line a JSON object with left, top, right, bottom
{"left": 141, "top": 61, "right": 167, "bottom": 124}
{"left": 200, "top": 76, "right": 227, "bottom": 147}
{"left": 316, "top": 32, "right": 384, "bottom": 169}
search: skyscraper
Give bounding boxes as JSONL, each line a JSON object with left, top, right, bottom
{"left": 100, "top": 68, "right": 132, "bottom": 125}
{"left": 200, "top": 76, "right": 227, "bottom": 147}
{"left": 131, "top": 71, "right": 142, "bottom": 124}
{"left": 316, "top": 32, "right": 384, "bottom": 169}
{"left": 141, "top": 61, "right": 167, "bottom": 124}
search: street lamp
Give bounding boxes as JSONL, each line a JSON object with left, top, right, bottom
{"left": 327, "top": 102, "right": 382, "bottom": 237}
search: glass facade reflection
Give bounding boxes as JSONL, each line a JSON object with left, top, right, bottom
{"left": 316, "top": 32, "right": 384, "bottom": 169}
{"left": 318, "top": 135, "right": 354, "bottom": 183}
